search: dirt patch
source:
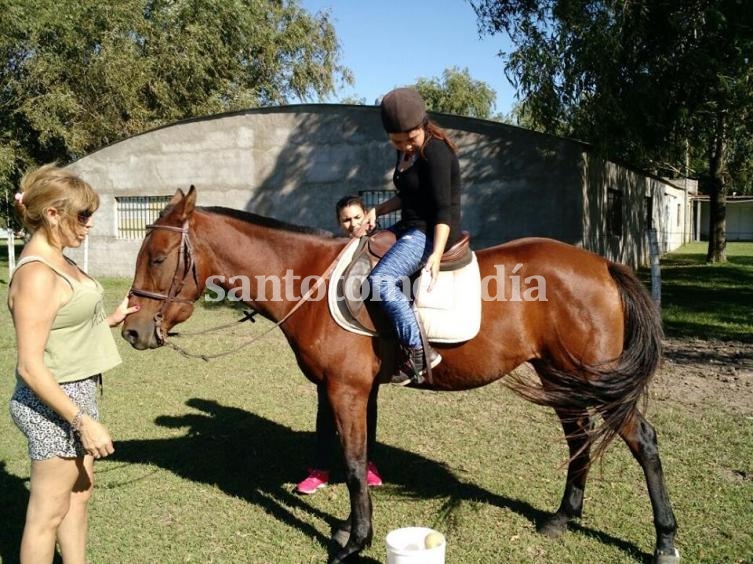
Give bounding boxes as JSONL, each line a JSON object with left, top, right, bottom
{"left": 650, "top": 338, "right": 753, "bottom": 415}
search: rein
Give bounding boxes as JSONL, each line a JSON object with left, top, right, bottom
{"left": 167, "top": 269, "right": 329, "bottom": 361}
{"left": 131, "top": 222, "right": 352, "bottom": 361}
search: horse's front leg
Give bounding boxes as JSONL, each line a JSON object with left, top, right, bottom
{"left": 327, "top": 379, "right": 374, "bottom": 563}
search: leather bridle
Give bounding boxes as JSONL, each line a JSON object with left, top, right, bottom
{"left": 128, "top": 221, "right": 199, "bottom": 345}
{"left": 127, "top": 220, "right": 354, "bottom": 360}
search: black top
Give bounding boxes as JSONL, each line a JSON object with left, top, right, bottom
{"left": 392, "top": 137, "right": 462, "bottom": 250}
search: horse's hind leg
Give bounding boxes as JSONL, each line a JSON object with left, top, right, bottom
{"left": 616, "top": 409, "right": 680, "bottom": 563}
{"left": 540, "top": 408, "right": 593, "bottom": 537}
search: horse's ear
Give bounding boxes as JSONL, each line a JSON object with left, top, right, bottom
{"left": 178, "top": 185, "right": 197, "bottom": 222}
{"left": 165, "top": 186, "right": 196, "bottom": 222}
{"left": 169, "top": 188, "right": 186, "bottom": 206}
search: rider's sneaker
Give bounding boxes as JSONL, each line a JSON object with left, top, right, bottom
{"left": 296, "top": 468, "right": 330, "bottom": 495}
{"left": 366, "top": 461, "right": 383, "bottom": 487}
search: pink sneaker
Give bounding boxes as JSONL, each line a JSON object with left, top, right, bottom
{"left": 296, "top": 469, "right": 330, "bottom": 495}
{"left": 366, "top": 461, "right": 383, "bottom": 487}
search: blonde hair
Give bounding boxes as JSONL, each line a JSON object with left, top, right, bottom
{"left": 14, "top": 164, "right": 99, "bottom": 243}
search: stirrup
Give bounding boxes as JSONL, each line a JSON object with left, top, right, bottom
{"left": 391, "top": 346, "right": 440, "bottom": 385}
{"left": 425, "top": 345, "right": 442, "bottom": 369}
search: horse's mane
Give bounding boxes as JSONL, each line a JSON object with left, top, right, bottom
{"left": 199, "top": 206, "right": 337, "bottom": 238}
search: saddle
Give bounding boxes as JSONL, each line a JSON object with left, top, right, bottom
{"left": 365, "top": 229, "right": 472, "bottom": 271}
{"left": 338, "top": 229, "right": 473, "bottom": 334}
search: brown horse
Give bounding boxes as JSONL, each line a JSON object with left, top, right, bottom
{"left": 122, "top": 187, "right": 679, "bottom": 564}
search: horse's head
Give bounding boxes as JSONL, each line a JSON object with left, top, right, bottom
{"left": 122, "top": 186, "right": 204, "bottom": 349}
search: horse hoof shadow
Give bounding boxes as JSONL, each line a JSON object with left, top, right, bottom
{"left": 537, "top": 513, "right": 571, "bottom": 538}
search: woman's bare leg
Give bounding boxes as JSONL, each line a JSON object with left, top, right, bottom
{"left": 56, "top": 456, "right": 94, "bottom": 564}
{"left": 20, "top": 456, "right": 90, "bottom": 564}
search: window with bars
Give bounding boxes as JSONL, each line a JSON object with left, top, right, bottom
{"left": 359, "top": 189, "right": 400, "bottom": 228}
{"left": 607, "top": 188, "right": 623, "bottom": 236}
{"left": 116, "top": 196, "right": 173, "bottom": 239}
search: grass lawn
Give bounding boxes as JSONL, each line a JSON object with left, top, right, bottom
{"left": 0, "top": 243, "right": 751, "bottom": 563}
{"left": 653, "top": 241, "right": 753, "bottom": 342}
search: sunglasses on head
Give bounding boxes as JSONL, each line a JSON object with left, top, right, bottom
{"left": 77, "top": 210, "right": 94, "bottom": 225}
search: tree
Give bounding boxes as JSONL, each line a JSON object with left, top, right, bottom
{"left": 413, "top": 67, "right": 497, "bottom": 120}
{"left": 0, "top": 0, "right": 351, "bottom": 219}
{"left": 339, "top": 95, "right": 369, "bottom": 105}
{"left": 471, "top": 0, "right": 753, "bottom": 262}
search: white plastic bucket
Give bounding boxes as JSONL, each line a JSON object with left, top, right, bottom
{"left": 385, "top": 527, "right": 446, "bottom": 564}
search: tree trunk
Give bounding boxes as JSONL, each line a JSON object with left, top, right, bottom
{"left": 706, "top": 112, "right": 727, "bottom": 263}
{"left": 707, "top": 184, "right": 727, "bottom": 263}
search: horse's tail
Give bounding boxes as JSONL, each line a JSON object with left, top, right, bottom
{"left": 507, "top": 262, "right": 663, "bottom": 459}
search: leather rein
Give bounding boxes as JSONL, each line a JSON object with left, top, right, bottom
{"left": 128, "top": 222, "right": 352, "bottom": 361}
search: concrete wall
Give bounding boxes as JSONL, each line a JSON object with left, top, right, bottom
{"left": 64, "top": 104, "right": 688, "bottom": 276}
{"left": 581, "top": 157, "right": 691, "bottom": 265}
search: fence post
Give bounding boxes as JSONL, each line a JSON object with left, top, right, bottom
{"left": 7, "top": 228, "right": 15, "bottom": 276}
{"left": 647, "top": 228, "right": 661, "bottom": 308}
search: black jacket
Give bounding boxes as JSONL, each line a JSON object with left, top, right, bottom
{"left": 392, "top": 137, "right": 462, "bottom": 249}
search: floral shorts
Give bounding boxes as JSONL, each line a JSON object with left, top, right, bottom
{"left": 9, "top": 376, "right": 100, "bottom": 460}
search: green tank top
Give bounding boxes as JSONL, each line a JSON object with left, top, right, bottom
{"left": 12, "top": 256, "right": 122, "bottom": 384}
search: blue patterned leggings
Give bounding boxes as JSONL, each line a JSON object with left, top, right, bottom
{"left": 368, "top": 228, "right": 432, "bottom": 348}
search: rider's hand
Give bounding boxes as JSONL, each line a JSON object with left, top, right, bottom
{"left": 424, "top": 252, "right": 442, "bottom": 291}
{"left": 363, "top": 208, "right": 377, "bottom": 232}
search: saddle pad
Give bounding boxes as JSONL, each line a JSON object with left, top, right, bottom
{"left": 327, "top": 238, "right": 378, "bottom": 337}
{"left": 413, "top": 252, "right": 482, "bottom": 343}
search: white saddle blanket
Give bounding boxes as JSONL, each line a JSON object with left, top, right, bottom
{"left": 413, "top": 252, "right": 481, "bottom": 343}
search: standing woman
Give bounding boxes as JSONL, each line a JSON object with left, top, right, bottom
{"left": 296, "top": 195, "right": 384, "bottom": 494}
{"left": 365, "top": 88, "right": 462, "bottom": 385}
{"left": 8, "top": 164, "right": 138, "bottom": 564}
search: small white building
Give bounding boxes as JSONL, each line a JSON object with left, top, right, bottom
{"left": 692, "top": 195, "right": 753, "bottom": 241}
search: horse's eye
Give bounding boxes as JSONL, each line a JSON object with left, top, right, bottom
{"left": 151, "top": 255, "right": 167, "bottom": 265}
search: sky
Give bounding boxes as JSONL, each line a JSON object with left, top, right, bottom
{"left": 299, "top": 0, "right": 517, "bottom": 117}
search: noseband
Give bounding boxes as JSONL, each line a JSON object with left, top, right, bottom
{"left": 129, "top": 222, "right": 199, "bottom": 345}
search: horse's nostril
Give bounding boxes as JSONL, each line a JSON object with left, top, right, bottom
{"left": 122, "top": 328, "right": 139, "bottom": 345}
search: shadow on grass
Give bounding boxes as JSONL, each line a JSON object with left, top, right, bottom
{"left": 100, "top": 398, "right": 651, "bottom": 562}
{"left": 0, "top": 462, "right": 27, "bottom": 564}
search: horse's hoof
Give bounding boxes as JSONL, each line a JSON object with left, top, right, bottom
{"left": 328, "top": 543, "right": 361, "bottom": 564}
{"left": 537, "top": 514, "right": 569, "bottom": 538}
{"left": 654, "top": 548, "right": 680, "bottom": 564}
